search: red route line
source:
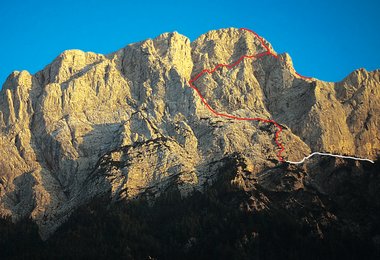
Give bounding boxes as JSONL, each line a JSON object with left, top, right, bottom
{"left": 188, "top": 28, "right": 312, "bottom": 162}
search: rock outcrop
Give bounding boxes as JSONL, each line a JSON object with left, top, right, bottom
{"left": 0, "top": 28, "right": 379, "bottom": 238}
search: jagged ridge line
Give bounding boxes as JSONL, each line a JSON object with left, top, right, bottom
{"left": 286, "top": 152, "right": 375, "bottom": 164}
{"left": 188, "top": 28, "right": 296, "bottom": 161}
{"left": 189, "top": 27, "right": 374, "bottom": 164}
{"left": 242, "top": 29, "right": 374, "bottom": 164}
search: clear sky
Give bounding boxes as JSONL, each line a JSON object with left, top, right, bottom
{"left": 0, "top": 0, "right": 379, "bottom": 87}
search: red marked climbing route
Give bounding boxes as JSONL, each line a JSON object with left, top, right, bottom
{"left": 240, "top": 28, "right": 312, "bottom": 80}
{"left": 188, "top": 28, "right": 313, "bottom": 162}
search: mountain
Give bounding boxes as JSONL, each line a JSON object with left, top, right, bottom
{"left": 0, "top": 28, "right": 379, "bottom": 258}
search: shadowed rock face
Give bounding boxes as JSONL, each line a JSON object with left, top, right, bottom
{"left": 0, "top": 28, "right": 379, "bottom": 238}
{"left": 1, "top": 155, "right": 379, "bottom": 259}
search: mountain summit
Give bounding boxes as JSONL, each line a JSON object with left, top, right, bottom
{"left": 0, "top": 28, "right": 379, "bottom": 240}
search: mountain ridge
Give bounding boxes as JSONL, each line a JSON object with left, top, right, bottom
{"left": 0, "top": 27, "right": 379, "bottom": 239}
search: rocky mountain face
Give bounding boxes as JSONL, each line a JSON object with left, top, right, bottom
{"left": 0, "top": 28, "right": 379, "bottom": 240}
{"left": 1, "top": 155, "right": 380, "bottom": 259}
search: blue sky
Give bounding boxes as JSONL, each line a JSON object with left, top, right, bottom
{"left": 0, "top": 0, "right": 379, "bottom": 86}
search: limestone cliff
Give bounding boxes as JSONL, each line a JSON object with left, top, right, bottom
{"left": 0, "top": 28, "right": 379, "bottom": 238}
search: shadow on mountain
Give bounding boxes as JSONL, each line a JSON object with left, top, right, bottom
{"left": 4, "top": 172, "right": 36, "bottom": 219}
{"left": 27, "top": 96, "right": 121, "bottom": 233}
{"left": 1, "top": 155, "right": 380, "bottom": 259}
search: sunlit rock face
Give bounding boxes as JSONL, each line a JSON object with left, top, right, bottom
{"left": 0, "top": 28, "right": 379, "bottom": 238}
